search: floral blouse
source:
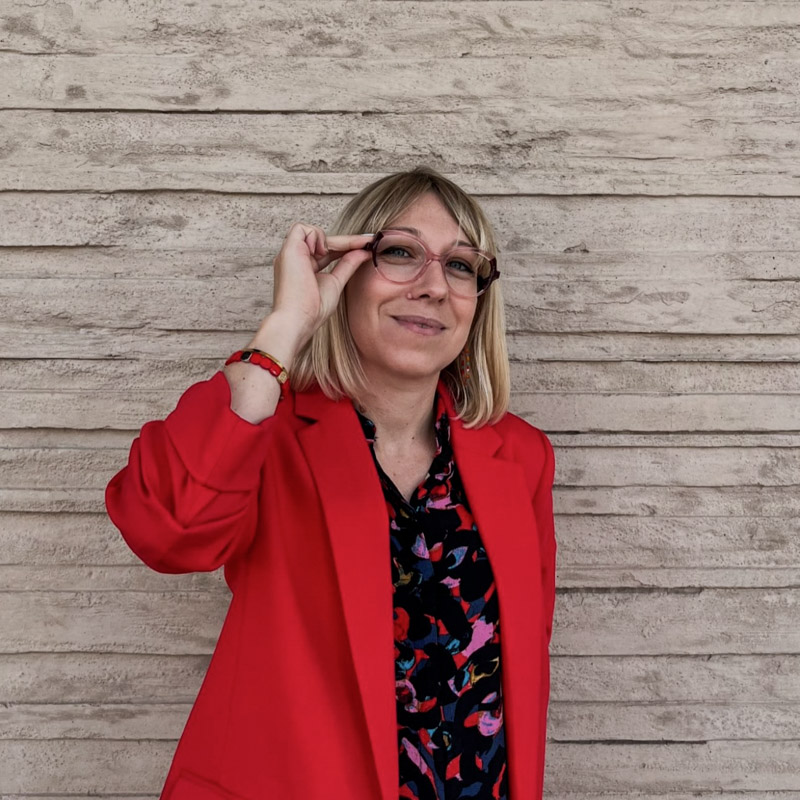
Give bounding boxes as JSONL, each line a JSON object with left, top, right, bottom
{"left": 356, "top": 389, "right": 509, "bottom": 800}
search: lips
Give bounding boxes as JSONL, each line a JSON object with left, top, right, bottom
{"left": 392, "top": 315, "right": 446, "bottom": 330}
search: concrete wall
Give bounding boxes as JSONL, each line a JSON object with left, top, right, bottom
{"left": 2, "top": 0, "right": 799, "bottom": 795}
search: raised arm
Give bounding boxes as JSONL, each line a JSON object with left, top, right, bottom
{"left": 104, "top": 226, "right": 375, "bottom": 575}
{"left": 105, "top": 315, "right": 302, "bottom": 574}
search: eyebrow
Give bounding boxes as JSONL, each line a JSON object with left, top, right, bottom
{"left": 389, "top": 226, "right": 475, "bottom": 249}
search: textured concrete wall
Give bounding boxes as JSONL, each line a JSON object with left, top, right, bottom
{"left": 2, "top": 0, "right": 799, "bottom": 795}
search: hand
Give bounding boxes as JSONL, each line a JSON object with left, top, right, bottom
{"left": 269, "top": 222, "right": 374, "bottom": 345}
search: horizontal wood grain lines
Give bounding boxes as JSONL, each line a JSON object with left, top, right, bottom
{"left": 2, "top": 249, "right": 799, "bottom": 363}
{"left": 4, "top": 652, "right": 800, "bottom": 737}
{"left": 551, "top": 701, "right": 800, "bottom": 742}
{"left": 3, "top": 437, "right": 797, "bottom": 488}
{"left": 2, "top": 499, "right": 797, "bottom": 587}
{"left": 552, "top": 588, "right": 800, "bottom": 656}
{"left": 2, "top": 359, "right": 800, "bottom": 430}
{"left": 2, "top": 55, "right": 796, "bottom": 116}
{"left": 2, "top": 651, "right": 799, "bottom": 715}
{"left": 0, "top": 740, "right": 173, "bottom": 794}
{"left": 4, "top": 242, "right": 800, "bottom": 284}
{"left": 2, "top": 326, "right": 797, "bottom": 362}
{"left": 4, "top": 270, "right": 800, "bottom": 336}
{"left": 3, "top": 194, "right": 799, "bottom": 251}
{"left": 554, "top": 486, "right": 796, "bottom": 518}
{"left": 1, "top": 702, "right": 190, "bottom": 740}
{"left": 5, "top": 650, "right": 799, "bottom": 703}
{"left": 546, "top": 742, "right": 800, "bottom": 792}
{"left": 1, "top": 739, "right": 800, "bottom": 793}
{"left": 0, "top": 653, "right": 209, "bottom": 704}
{"left": 0, "top": 590, "right": 228, "bottom": 654}
{"left": 0, "top": 564, "right": 225, "bottom": 592}
{"left": 4, "top": 1, "right": 798, "bottom": 60}
{"left": 511, "top": 333, "right": 800, "bottom": 364}
{"left": 4, "top": 653, "right": 800, "bottom": 742}
{"left": 3, "top": 698, "right": 800, "bottom": 743}
{"left": 1, "top": 445, "right": 795, "bottom": 661}
{"left": 2, "top": 483, "right": 796, "bottom": 578}
{"left": 2, "top": 2, "right": 799, "bottom": 120}
{"left": 4, "top": 546, "right": 797, "bottom": 592}
{"left": 556, "top": 515, "right": 800, "bottom": 589}
{"left": 0, "top": 110, "right": 797, "bottom": 196}
{"left": 2, "top": 584, "right": 799, "bottom": 655}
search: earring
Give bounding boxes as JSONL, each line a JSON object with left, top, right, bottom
{"left": 458, "top": 344, "right": 471, "bottom": 382}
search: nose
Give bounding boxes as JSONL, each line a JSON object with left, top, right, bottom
{"left": 408, "top": 256, "right": 450, "bottom": 299}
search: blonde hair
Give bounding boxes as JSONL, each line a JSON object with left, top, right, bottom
{"left": 291, "top": 166, "right": 511, "bottom": 428}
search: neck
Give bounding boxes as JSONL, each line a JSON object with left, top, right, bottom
{"left": 356, "top": 371, "right": 440, "bottom": 451}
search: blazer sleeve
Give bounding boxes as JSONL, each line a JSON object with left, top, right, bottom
{"left": 105, "top": 370, "right": 276, "bottom": 574}
{"left": 532, "top": 428, "right": 557, "bottom": 646}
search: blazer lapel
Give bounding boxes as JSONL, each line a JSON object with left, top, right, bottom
{"left": 295, "top": 387, "right": 397, "bottom": 800}
{"left": 442, "top": 383, "right": 545, "bottom": 800}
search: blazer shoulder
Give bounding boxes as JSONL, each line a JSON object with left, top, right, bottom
{"left": 492, "top": 409, "right": 552, "bottom": 451}
{"left": 490, "top": 410, "right": 555, "bottom": 492}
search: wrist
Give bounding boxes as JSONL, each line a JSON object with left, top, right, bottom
{"left": 225, "top": 348, "right": 291, "bottom": 403}
{"left": 247, "top": 312, "right": 309, "bottom": 370}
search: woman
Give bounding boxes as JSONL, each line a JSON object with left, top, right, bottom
{"left": 105, "top": 166, "right": 557, "bottom": 800}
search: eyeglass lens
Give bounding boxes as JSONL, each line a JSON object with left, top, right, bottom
{"left": 373, "top": 233, "right": 492, "bottom": 296}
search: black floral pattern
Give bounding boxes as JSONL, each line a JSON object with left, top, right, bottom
{"left": 357, "top": 390, "right": 508, "bottom": 800}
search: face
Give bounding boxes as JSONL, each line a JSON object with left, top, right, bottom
{"left": 345, "top": 191, "right": 478, "bottom": 385}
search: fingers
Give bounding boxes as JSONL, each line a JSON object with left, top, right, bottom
{"left": 324, "top": 233, "right": 375, "bottom": 251}
{"left": 303, "top": 224, "right": 327, "bottom": 261}
{"left": 314, "top": 233, "right": 375, "bottom": 270}
{"left": 284, "top": 224, "right": 373, "bottom": 267}
{"left": 287, "top": 225, "right": 372, "bottom": 251}
{"left": 328, "top": 246, "right": 373, "bottom": 285}
{"left": 284, "top": 222, "right": 326, "bottom": 260}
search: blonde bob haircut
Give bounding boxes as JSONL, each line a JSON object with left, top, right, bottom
{"left": 291, "top": 166, "right": 511, "bottom": 429}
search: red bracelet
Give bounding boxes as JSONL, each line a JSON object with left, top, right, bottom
{"left": 225, "top": 349, "right": 290, "bottom": 402}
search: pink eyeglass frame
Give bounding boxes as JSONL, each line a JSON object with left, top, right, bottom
{"left": 360, "top": 229, "right": 500, "bottom": 297}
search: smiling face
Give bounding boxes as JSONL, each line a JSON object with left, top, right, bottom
{"left": 344, "top": 191, "right": 478, "bottom": 386}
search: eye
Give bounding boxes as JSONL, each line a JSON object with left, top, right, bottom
{"left": 383, "top": 246, "right": 414, "bottom": 258}
{"left": 447, "top": 258, "right": 476, "bottom": 274}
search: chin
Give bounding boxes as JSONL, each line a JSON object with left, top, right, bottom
{"left": 355, "top": 336, "right": 459, "bottom": 381}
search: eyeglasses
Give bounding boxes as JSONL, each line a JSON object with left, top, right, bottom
{"left": 361, "top": 229, "right": 499, "bottom": 299}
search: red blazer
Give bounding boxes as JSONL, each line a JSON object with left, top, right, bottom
{"left": 105, "top": 370, "right": 557, "bottom": 800}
